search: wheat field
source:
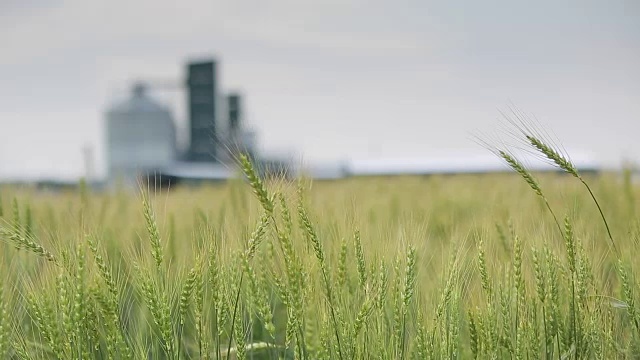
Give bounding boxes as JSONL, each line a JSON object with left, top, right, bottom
{"left": 0, "top": 129, "right": 638, "bottom": 359}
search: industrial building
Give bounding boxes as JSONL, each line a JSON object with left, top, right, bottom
{"left": 104, "top": 57, "right": 263, "bottom": 188}
{"left": 185, "top": 60, "right": 219, "bottom": 162}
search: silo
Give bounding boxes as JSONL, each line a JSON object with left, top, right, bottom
{"left": 105, "top": 83, "right": 177, "bottom": 187}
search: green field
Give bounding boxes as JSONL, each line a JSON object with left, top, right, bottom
{"left": 0, "top": 140, "right": 639, "bottom": 359}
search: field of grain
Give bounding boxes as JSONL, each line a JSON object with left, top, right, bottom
{"left": 0, "top": 140, "right": 639, "bottom": 359}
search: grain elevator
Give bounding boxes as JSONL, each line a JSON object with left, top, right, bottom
{"left": 104, "top": 57, "right": 261, "bottom": 187}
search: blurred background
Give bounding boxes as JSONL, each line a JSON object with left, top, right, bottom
{"left": 0, "top": 0, "right": 638, "bottom": 188}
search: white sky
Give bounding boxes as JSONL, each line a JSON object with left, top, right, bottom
{"left": 0, "top": 0, "right": 638, "bottom": 180}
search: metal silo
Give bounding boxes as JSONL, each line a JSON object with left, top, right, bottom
{"left": 105, "top": 82, "right": 177, "bottom": 187}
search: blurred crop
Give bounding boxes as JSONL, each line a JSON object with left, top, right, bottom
{"left": 0, "top": 129, "right": 639, "bottom": 359}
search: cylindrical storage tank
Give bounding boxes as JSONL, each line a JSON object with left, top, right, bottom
{"left": 105, "top": 83, "right": 177, "bottom": 187}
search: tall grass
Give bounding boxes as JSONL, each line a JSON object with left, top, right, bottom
{"left": 0, "top": 128, "right": 637, "bottom": 358}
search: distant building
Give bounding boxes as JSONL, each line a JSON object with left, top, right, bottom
{"left": 105, "top": 83, "right": 177, "bottom": 187}
{"left": 215, "top": 92, "right": 258, "bottom": 163}
{"left": 103, "top": 57, "right": 292, "bottom": 189}
{"left": 186, "top": 60, "right": 218, "bottom": 162}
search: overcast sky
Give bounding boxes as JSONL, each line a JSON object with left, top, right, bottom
{"left": 0, "top": 0, "right": 638, "bottom": 180}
